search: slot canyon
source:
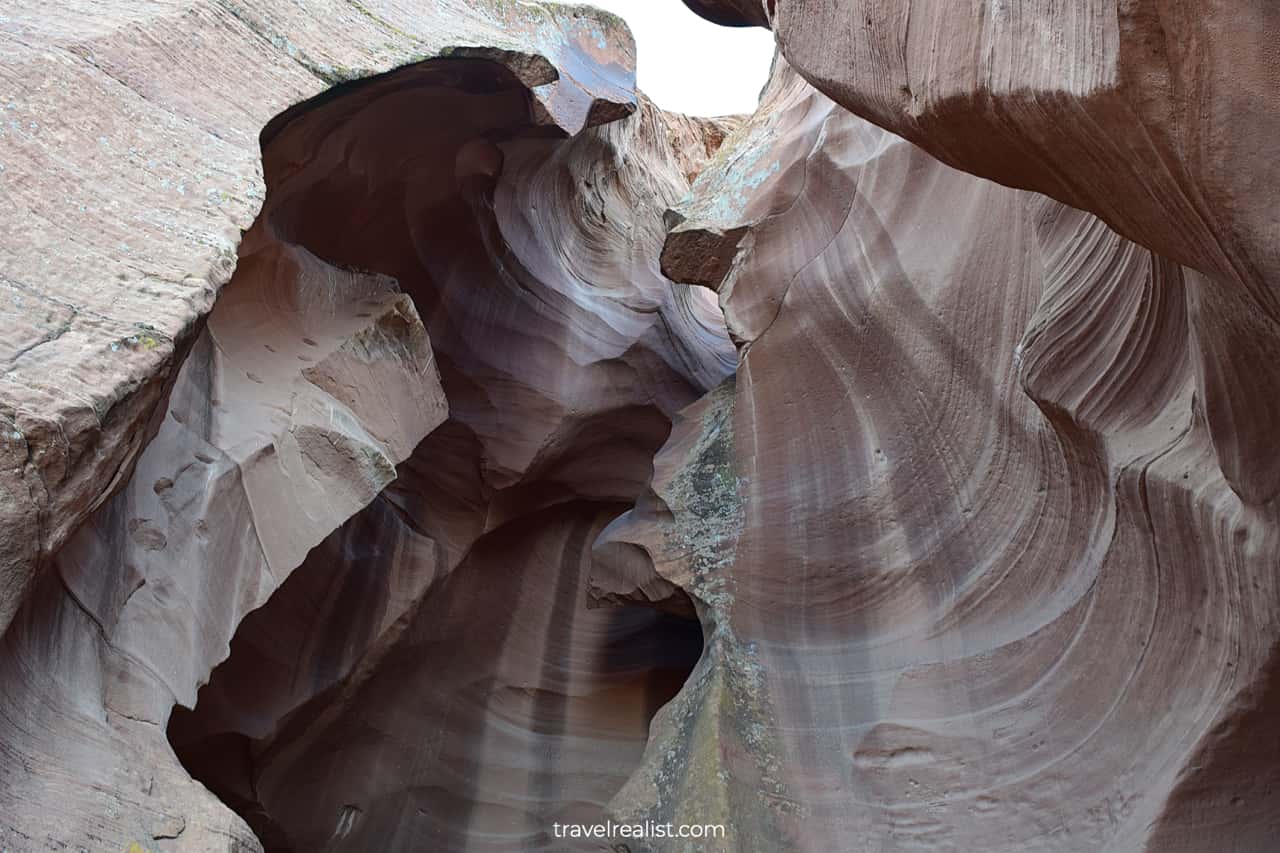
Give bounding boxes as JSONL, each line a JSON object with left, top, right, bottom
{"left": 1, "top": 1, "right": 1277, "bottom": 851}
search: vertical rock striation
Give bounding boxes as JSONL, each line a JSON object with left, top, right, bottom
{"left": 607, "top": 54, "right": 1280, "bottom": 852}
{"left": 2, "top": 1, "right": 1278, "bottom": 852}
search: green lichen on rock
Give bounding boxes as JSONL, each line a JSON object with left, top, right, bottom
{"left": 608, "top": 377, "right": 796, "bottom": 850}
{"left": 358, "top": 441, "right": 398, "bottom": 483}
{"left": 659, "top": 376, "right": 743, "bottom": 613}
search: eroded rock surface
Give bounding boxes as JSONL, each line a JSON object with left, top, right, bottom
{"left": 1, "top": 2, "right": 730, "bottom": 851}
{"left": 0, "top": 0, "right": 636, "bottom": 637}
{"left": 1, "top": 225, "right": 446, "bottom": 851}
{"left": 766, "top": 0, "right": 1279, "bottom": 291}
{"left": 3, "top": 1, "right": 1279, "bottom": 852}
{"left": 161, "top": 44, "right": 734, "bottom": 851}
{"left": 606, "top": 54, "right": 1280, "bottom": 853}
{"left": 762, "top": 0, "right": 1280, "bottom": 507}
{"left": 681, "top": 0, "right": 1280, "bottom": 509}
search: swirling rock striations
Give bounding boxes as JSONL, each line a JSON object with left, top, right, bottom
{"left": 763, "top": 0, "right": 1279, "bottom": 292}
{"left": 0, "top": 0, "right": 638, "bottom": 638}
{"left": 1, "top": 1, "right": 732, "bottom": 850}
{"left": 3, "top": 1, "right": 1279, "bottom": 853}
{"left": 605, "top": 52, "right": 1279, "bottom": 853}
{"left": 165, "top": 45, "right": 734, "bottom": 853}
{"left": 681, "top": 0, "right": 1280, "bottom": 508}
{"left": 760, "top": 0, "right": 1280, "bottom": 507}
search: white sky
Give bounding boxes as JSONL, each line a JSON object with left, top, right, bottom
{"left": 548, "top": 1, "right": 776, "bottom": 116}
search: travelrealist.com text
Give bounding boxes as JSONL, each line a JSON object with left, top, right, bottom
{"left": 551, "top": 821, "right": 727, "bottom": 840}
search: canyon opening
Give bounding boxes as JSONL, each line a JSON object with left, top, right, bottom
{"left": 3, "top": 2, "right": 1279, "bottom": 853}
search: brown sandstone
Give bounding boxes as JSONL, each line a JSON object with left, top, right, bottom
{"left": 2, "top": 2, "right": 1279, "bottom": 852}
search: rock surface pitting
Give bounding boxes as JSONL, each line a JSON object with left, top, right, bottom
{"left": 2, "top": 1, "right": 1278, "bottom": 852}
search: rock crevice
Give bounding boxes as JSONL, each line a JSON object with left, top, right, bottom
{"left": 2, "top": 3, "right": 1279, "bottom": 853}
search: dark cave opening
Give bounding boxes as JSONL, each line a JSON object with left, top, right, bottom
{"left": 167, "top": 493, "right": 706, "bottom": 852}
{"left": 163, "top": 52, "right": 730, "bottom": 853}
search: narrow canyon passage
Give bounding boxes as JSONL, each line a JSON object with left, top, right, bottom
{"left": 4, "top": 3, "right": 1279, "bottom": 852}
{"left": 158, "top": 56, "right": 732, "bottom": 850}
{"left": 0, "top": 32, "right": 737, "bottom": 849}
{"left": 170, "top": 500, "right": 704, "bottom": 851}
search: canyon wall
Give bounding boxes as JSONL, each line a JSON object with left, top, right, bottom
{"left": 613, "top": 53, "right": 1280, "bottom": 852}
{"left": 2, "top": 1, "right": 1278, "bottom": 852}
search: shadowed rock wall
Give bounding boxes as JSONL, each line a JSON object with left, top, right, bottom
{"left": 2, "top": 2, "right": 1278, "bottom": 852}
{"left": 1, "top": 4, "right": 733, "bottom": 850}
{"left": 609, "top": 54, "right": 1280, "bottom": 853}
{"left": 164, "top": 52, "right": 734, "bottom": 851}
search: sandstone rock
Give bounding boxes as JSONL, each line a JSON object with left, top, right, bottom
{"left": 0, "top": 0, "right": 638, "bottom": 637}
{"left": 766, "top": 0, "right": 1280, "bottom": 504}
{"left": 768, "top": 0, "right": 1279, "bottom": 293}
{"left": 0, "top": 187, "right": 448, "bottom": 852}
{"left": 4, "top": 1, "right": 1279, "bottom": 852}
{"left": 160, "top": 66, "right": 735, "bottom": 849}
{"left": 605, "top": 53, "right": 1280, "bottom": 852}
{"left": 2, "top": 2, "right": 734, "bottom": 850}
{"left": 681, "top": 0, "right": 773, "bottom": 28}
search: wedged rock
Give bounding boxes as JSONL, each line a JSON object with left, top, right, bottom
{"left": 604, "top": 55, "right": 1280, "bottom": 852}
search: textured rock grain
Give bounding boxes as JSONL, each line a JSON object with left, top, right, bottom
{"left": 764, "top": 0, "right": 1280, "bottom": 506}
{"left": 604, "top": 55, "right": 1280, "bottom": 853}
{"left": 3, "top": 1, "right": 1279, "bottom": 852}
{"left": 0, "top": 0, "right": 637, "bottom": 636}
{"left": 161, "top": 68, "right": 735, "bottom": 849}
{"left": 1, "top": 2, "right": 730, "bottom": 850}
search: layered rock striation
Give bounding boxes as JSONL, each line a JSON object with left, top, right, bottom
{"left": 0, "top": 0, "right": 637, "bottom": 638}
{"left": 614, "top": 51, "right": 1280, "bottom": 853}
{"left": 2, "top": 1, "right": 1279, "bottom": 852}
{"left": 687, "top": 0, "right": 1280, "bottom": 510}
{"left": 163, "top": 46, "right": 734, "bottom": 853}
{"left": 2, "top": 2, "right": 731, "bottom": 850}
